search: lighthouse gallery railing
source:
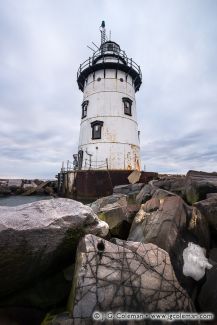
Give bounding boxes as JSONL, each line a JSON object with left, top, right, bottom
{"left": 77, "top": 48, "right": 142, "bottom": 82}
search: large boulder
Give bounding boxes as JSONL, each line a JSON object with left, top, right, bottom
{"left": 91, "top": 193, "right": 138, "bottom": 239}
{"left": 0, "top": 266, "right": 74, "bottom": 309}
{"left": 194, "top": 196, "right": 217, "bottom": 233}
{"left": 90, "top": 194, "right": 131, "bottom": 238}
{"left": 90, "top": 193, "right": 127, "bottom": 214}
{"left": 0, "top": 186, "right": 11, "bottom": 196}
{"left": 66, "top": 235, "right": 193, "bottom": 322}
{"left": 135, "top": 183, "right": 153, "bottom": 204}
{"left": 0, "top": 307, "right": 45, "bottom": 325}
{"left": 129, "top": 189, "right": 209, "bottom": 250}
{"left": 198, "top": 265, "right": 217, "bottom": 316}
{"left": 98, "top": 202, "right": 130, "bottom": 239}
{"left": 185, "top": 170, "right": 217, "bottom": 205}
{"left": 0, "top": 198, "right": 108, "bottom": 298}
{"left": 113, "top": 183, "right": 145, "bottom": 203}
{"left": 151, "top": 188, "right": 177, "bottom": 200}
{"left": 209, "top": 248, "right": 217, "bottom": 264}
{"left": 128, "top": 195, "right": 200, "bottom": 291}
{"left": 207, "top": 193, "right": 217, "bottom": 199}
{"left": 113, "top": 183, "right": 144, "bottom": 195}
{"left": 152, "top": 176, "right": 186, "bottom": 197}
{"left": 188, "top": 207, "right": 210, "bottom": 249}
{"left": 128, "top": 195, "right": 187, "bottom": 251}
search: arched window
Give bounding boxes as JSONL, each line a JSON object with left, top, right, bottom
{"left": 91, "top": 120, "right": 104, "bottom": 140}
{"left": 122, "top": 97, "right": 132, "bottom": 116}
{"left": 82, "top": 100, "right": 89, "bottom": 119}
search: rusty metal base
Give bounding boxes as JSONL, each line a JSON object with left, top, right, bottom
{"left": 58, "top": 170, "right": 158, "bottom": 201}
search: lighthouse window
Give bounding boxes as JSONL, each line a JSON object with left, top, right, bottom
{"left": 91, "top": 120, "right": 104, "bottom": 140}
{"left": 107, "top": 43, "right": 113, "bottom": 51}
{"left": 81, "top": 100, "right": 89, "bottom": 119}
{"left": 122, "top": 97, "right": 132, "bottom": 116}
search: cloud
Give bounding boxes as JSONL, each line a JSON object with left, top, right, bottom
{"left": 0, "top": 0, "right": 216, "bottom": 178}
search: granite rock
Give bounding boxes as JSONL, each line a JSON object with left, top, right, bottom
{"left": 0, "top": 198, "right": 108, "bottom": 297}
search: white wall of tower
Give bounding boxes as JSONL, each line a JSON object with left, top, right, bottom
{"left": 78, "top": 68, "right": 141, "bottom": 170}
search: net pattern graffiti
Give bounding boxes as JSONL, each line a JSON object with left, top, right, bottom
{"left": 71, "top": 235, "right": 193, "bottom": 320}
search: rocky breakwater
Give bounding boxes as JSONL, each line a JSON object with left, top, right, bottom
{"left": 0, "top": 179, "right": 57, "bottom": 197}
{"left": 126, "top": 170, "right": 217, "bottom": 318}
{"left": 40, "top": 171, "right": 212, "bottom": 324}
{"left": 1, "top": 170, "right": 217, "bottom": 324}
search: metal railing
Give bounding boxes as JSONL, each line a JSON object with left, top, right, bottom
{"left": 77, "top": 48, "right": 142, "bottom": 81}
{"left": 60, "top": 159, "right": 109, "bottom": 172}
{"left": 84, "top": 158, "right": 108, "bottom": 170}
{"left": 60, "top": 160, "right": 74, "bottom": 173}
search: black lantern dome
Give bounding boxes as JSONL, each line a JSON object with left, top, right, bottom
{"left": 77, "top": 23, "right": 142, "bottom": 92}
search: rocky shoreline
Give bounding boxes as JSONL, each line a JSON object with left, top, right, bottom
{"left": 0, "top": 170, "right": 217, "bottom": 324}
{"left": 0, "top": 179, "right": 58, "bottom": 197}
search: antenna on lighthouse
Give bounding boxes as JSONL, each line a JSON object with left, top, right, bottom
{"left": 100, "top": 20, "right": 106, "bottom": 45}
{"left": 87, "top": 45, "right": 95, "bottom": 52}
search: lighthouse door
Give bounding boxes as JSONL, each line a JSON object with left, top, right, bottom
{"left": 78, "top": 150, "right": 83, "bottom": 170}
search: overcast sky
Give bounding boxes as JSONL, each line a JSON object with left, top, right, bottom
{"left": 0, "top": 0, "right": 216, "bottom": 178}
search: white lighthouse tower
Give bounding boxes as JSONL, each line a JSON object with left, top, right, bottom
{"left": 76, "top": 21, "right": 142, "bottom": 171}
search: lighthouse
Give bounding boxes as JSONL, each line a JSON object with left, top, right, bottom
{"left": 76, "top": 21, "right": 142, "bottom": 171}
{"left": 58, "top": 22, "right": 157, "bottom": 199}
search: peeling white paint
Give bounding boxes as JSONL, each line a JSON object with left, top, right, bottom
{"left": 78, "top": 68, "right": 141, "bottom": 170}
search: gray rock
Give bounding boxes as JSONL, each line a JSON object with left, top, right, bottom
{"left": 188, "top": 207, "right": 210, "bottom": 249}
{"left": 209, "top": 248, "right": 217, "bottom": 264}
{"left": 198, "top": 265, "right": 217, "bottom": 316}
{"left": 44, "top": 186, "right": 54, "bottom": 195}
{"left": 0, "top": 198, "right": 108, "bottom": 297}
{"left": 136, "top": 178, "right": 185, "bottom": 206}
{"left": 206, "top": 193, "right": 217, "bottom": 199}
{"left": 0, "top": 268, "right": 73, "bottom": 309}
{"left": 127, "top": 170, "right": 141, "bottom": 184}
{"left": 90, "top": 193, "right": 127, "bottom": 214}
{"left": 113, "top": 184, "right": 131, "bottom": 194}
{"left": 185, "top": 170, "right": 217, "bottom": 204}
{"left": 91, "top": 194, "right": 139, "bottom": 239}
{"left": 113, "top": 184, "right": 145, "bottom": 205}
{"left": 135, "top": 184, "right": 152, "bottom": 204}
{"left": 131, "top": 183, "right": 145, "bottom": 192}
{"left": 128, "top": 196, "right": 187, "bottom": 251}
{"left": 0, "top": 180, "right": 8, "bottom": 186}
{"left": 152, "top": 188, "right": 177, "bottom": 200}
{"left": 0, "top": 307, "right": 45, "bottom": 325}
{"left": 128, "top": 195, "right": 198, "bottom": 291}
{"left": 0, "top": 186, "right": 11, "bottom": 196}
{"left": 143, "top": 197, "right": 160, "bottom": 212}
{"left": 99, "top": 202, "right": 130, "bottom": 238}
{"left": 113, "top": 183, "right": 144, "bottom": 195}
{"left": 23, "top": 182, "right": 37, "bottom": 189}
{"left": 8, "top": 179, "right": 22, "bottom": 187}
{"left": 194, "top": 197, "right": 217, "bottom": 233}
{"left": 68, "top": 234, "right": 193, "bottom": 320}
{"left": 127, "top": 204, "right": 146, "bottom": 242}
{"left": 152, "top": 176, "right": 185, "bottom": 196}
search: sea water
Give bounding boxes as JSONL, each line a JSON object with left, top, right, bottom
{"left": 0, "top": 195, "right": 52, "bottom": 207}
